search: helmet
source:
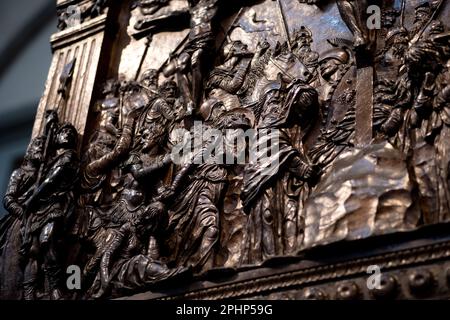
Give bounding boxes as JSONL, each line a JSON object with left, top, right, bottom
{"left": 415, "top": 1, "right": 431, "bottom": 14}
{"left": 57, "top": 122, "right": 78, "bottom": 148}
{"left": 386, "top": 27, "right": 409, "bottom": 45}
{"left": 199, "top": 98, "right": 224, "bottom": 121}
{"left": 318, "top": 48, "right": 350, "bottom": 65}
{"left": 140, "top": 69, "right": 158, "bottom": 87}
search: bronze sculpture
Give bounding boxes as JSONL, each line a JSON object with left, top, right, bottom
{"left": 2, "top": 0, "right": 450, "bottom": 300}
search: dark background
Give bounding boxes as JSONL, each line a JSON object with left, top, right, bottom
{"left": 0, "top": 0, "right": 56, "bottom": 217}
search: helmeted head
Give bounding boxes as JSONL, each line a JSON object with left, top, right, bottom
{"left": 140, "top": 69, "right": 159, "bottom": 89}
{"left": 218, "top": 107, "right": 254, "bottom": 130}
{"left": 56, "top": 123, "right": 78, "bottom": 149}
{"left": 386, "top": 27, "right": 409, "bottom": 46}
{"left": 319, "top": 48, "right": 350, "bottom": 81}
{"left": 385, "top": 27, "right": 409, "bottom": 61}
{"left": 414, "top": 1, "right": 431, "bottom": 25}
{"left": 383, "top": 9, "right": 400, "bottom": 28}
{"left": 199, "top": 98, "right": 225, "bottom": 123}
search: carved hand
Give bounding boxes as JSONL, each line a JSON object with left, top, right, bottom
{"left": 10, "top": 203, "right": 24, "bottom": 218}
{"left": 125, "top": 106, "right": 142, "bottom": 122}
{"left": 256, "top": 40, "right": 270, "bottom": 54}
{"left": 155, "top": 186, "right": 176, "bottom": 203}
{"left": 44, "top": 110, "right": 59, "bottom": 134}
{"left": 304, "top": 163, "right": 322, "bottom": 184}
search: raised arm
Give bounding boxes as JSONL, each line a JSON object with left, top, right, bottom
{"left": 130, "top": 153, "right": 172, "bottom": 182}
{"left": 86, "top": 115, "right": 136, "bottom": 177}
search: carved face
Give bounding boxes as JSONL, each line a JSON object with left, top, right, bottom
{"left": 140, "top": 126, "right": 164, "bottom": 153}
{"left": 222, "top": 41, "right": 250, "bottom": 62}
{"left": 56, "top": 126, "right": 77, "bottom": 148}
{"left": 414, "top": 8, "right": 431, "bottom": 25}
{"left": 296, "top": 34, "right": 312, "bottom": 49}
{"left": 230, "top": 41, "right": 249, "bottom": 57}
{"left": 160, "top": 83, "right": 178, "bottom": 105}
{"left": 140, "top": 128, "right": 153, "bottom": 152}
{"left": 140, "top": 69, "right": 158, "bottom": 89}
{"left": 26, "top": 139, "right": 45, "bottom": 163}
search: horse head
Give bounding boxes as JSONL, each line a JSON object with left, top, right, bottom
{"left": 265, "top": 51, "right": 313, "bottom": 84}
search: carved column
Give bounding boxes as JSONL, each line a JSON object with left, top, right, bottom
{"left": 31, "top": 0, "right": 115, "bottom": 141}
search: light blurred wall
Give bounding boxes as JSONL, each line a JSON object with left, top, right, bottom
{"left": 0, "top": 0, "right": 56, "bottom": 217}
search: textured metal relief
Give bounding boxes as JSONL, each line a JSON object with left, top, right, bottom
{"left": 1, "top": 0, "right": 450, "bottom": 300}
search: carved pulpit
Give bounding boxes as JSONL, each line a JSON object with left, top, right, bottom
{"left": 1, "top": 0, "right": 450, "bottom": 300}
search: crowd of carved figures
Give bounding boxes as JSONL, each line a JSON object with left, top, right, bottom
{"left": 1, "top": 0, "right": 450, "bottom": 300}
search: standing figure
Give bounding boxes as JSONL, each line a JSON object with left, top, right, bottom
{"left": 308, "top": 43, "right": 356, "bottom": 167}
{"left": 82, "top": 81, "right": 178, "bottom": 282}
{"left": 292, "top": 26, "right": 319, "bottom": 72}
{"left": 241, "top": 78, "right": 319, "bottom": 265}
{"left": 133, "top": 79, "right": 178, "bottom": 148}
{"left": 165, "top": 99, "right": 252, "bottom": 272}
{"left": 21, "top": 114, "right": 79, "bottom": 300}
{"left": 0, "top": 137, "right": 45, "bottom": 299}
{"left": 335, "top": 0, "right": 369, "bottom": 48}
{"left": 76, "top": 79, "right": 128, "bottom": 273}
{"left": 163, "top": 0, "right": 221, "bottom": 111}
{"left": 3, "top": 138, "right": 45, "bottom": 226}
{"left": 79, "top": 108, "right": 141, "bottom": 282}
{"left": 80, "top": 79, "right": 121, "bottom": 204}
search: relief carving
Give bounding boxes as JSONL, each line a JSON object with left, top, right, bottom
{"left": 1, "top": 0, "right": 450, "bottom": 300}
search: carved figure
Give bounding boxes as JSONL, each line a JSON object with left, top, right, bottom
{"left": 20, "top": 113, "right": 79, "bottom": 300}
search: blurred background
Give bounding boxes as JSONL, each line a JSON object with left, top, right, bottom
{"left": 0, "top": 0, "right": 56, "bottom": 217}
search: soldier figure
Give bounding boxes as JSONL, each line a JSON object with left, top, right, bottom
{"left": 162, "top": 0, "right": 221, "bottom": 111}
{"left": 205, "top": 40, "right": 255, "bottom": 111}
{"left": 20, "top": 113, "right": 79, "bottom": 300}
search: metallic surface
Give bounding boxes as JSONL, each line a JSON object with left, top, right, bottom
{"left": 1, "top": 0, "right": 450, "bottom": 300}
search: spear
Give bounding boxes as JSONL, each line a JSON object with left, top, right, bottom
{"left": 411, "top": 0, "right": 445, "bottom": 44}
{"left": 400, "top": 0, "right": 406, "bottom": 28}
{"left": 21, "top": 59, "right": 76, "bottom": 248}
{"left": 157, "top": 34, "right": 190, "bottom": 74}
{"left": 217, "top": 6, "right": 247, "bottom": 53}
{"left": 134, "top": 35, "right": 153, "bottom": 81}
{"left": 273, "top": 0, "right": 291, "bottom": 51}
